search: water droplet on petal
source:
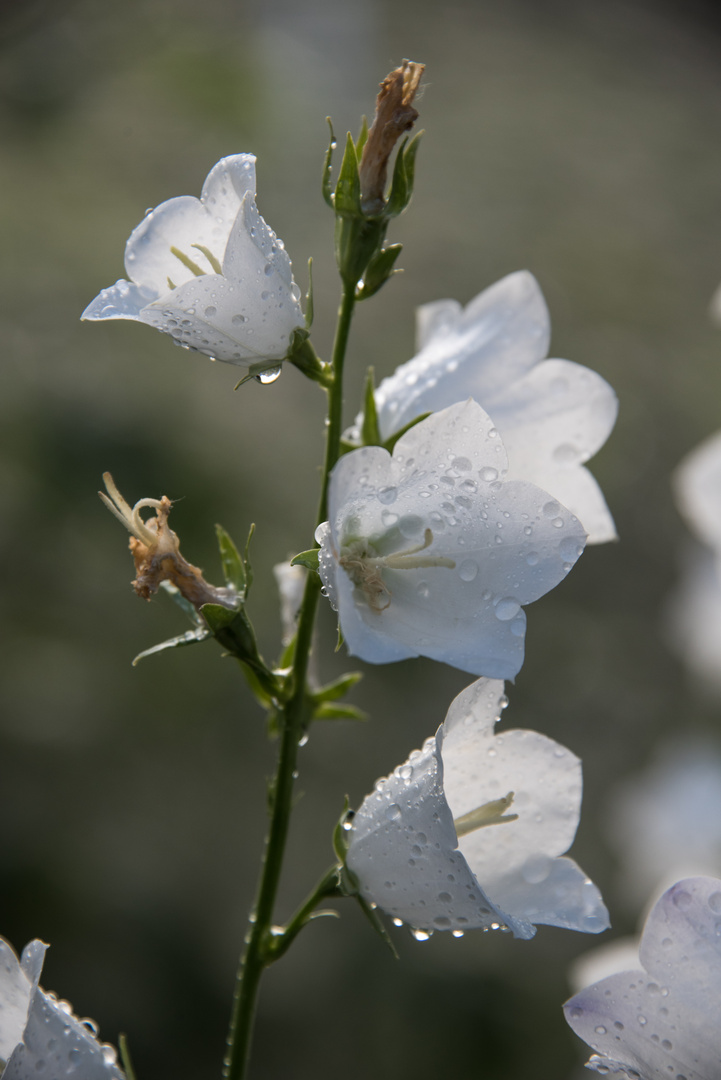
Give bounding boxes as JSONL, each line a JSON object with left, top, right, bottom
{"left": 495, "top": 597, "right": 520, "bottom": 621}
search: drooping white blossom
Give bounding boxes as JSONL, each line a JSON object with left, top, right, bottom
{"left": 348, "top": 271, "right": 617, "bottom": 543}
{"left": 668, "top": 431, "right": 721, "bottom": 692}
{"left": 317, "top": 399, "right": 586, "bottom": 679}
{"left": 82, "top": 154, "right": 305, "bottom": 370}
{"left": 0, "top": 937, "right": 123, "bottom": 1080}
{"left": 564, "top": 876, "right": 721, "bottom": 1079}
{"left": 345, "top": 677, "right": 609, "bottom": 939}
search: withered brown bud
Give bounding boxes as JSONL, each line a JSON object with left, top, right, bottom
{"left": 358, "top": 59, "right": 424, "bottom": 215}
{"left": 100, "top": 473, "right": 237, "bottom": 610}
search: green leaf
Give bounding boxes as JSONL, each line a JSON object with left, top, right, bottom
{"left": 305, "top": 257, "right": 314, "bottom": 329}
{"left": 383, "top": 411, "right": 431, "bottom": 454}
{"left": 291, "top": 548, "right": 319, "bottom": 573}
{"left": 355, "top": 115, "right": 369, "bottom": 159}
{"left": 312, "top": 671, "right": 362, "bottom": 703}
{"left": 356, "top": 244, "right": 403, "bottom": 301}
{"left": 215, "top": 523, "right": 246, "bottom": 595}
{"left": 361, "top": 367, "right": 381, "bottom": 446}
{"left": 314, "top": 702, "right": 368, "bottom": 722}
{"left": 159, "top": 580, "right": 203, "bottom": 625}
{"left": 334, "top": 132, "right": 362, "bottom": 216}
{"left": 132, "top": 627, "right": 211, "bottom": 666}
{"left": 118, "top": 1035, "right": 137, "bottom": 1080}
{"left": 322, "top": 118, "right": 336, "bottom": 208}
{"left": 201, "top": 601, "right": 243, "bottom": 633}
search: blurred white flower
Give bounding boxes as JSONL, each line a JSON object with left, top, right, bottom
{"left": 669, "top": 431, "right": 721, "bottom": 691}
{"left": 345, "top": 678, "right": 608, "bottom": 939}
{"left": 348, "top": 271, "right": 617, "bottom": 544}
{"left": 82, "top": 154, "right": 305, "bottom": 370}
{"left": 606, "top": 739, "right": 721, "bottom": 911}
{"left": 317, "top": 399, "right": 586, "bottom": 679}
{"left": 564, "top": 876, "right": 721, "bottom": 1079}
{"left": 273, "top": 560, "right": 307, "bottom": 647}
{"left": 0, "top": 937, "right": 122, "bottom": 1080}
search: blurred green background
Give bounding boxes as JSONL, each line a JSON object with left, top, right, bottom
{"left": 3, "top": 1, "right": 721, "bottom": 1077}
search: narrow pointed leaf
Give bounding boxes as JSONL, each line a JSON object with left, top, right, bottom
{"left": 312, "top": 671, "right": 363, "bottom": 702}
{"left": 305, "top": 257, "right": 314, "bottom": 329}
{"left": 355, "top": 116, "right": 369, "bottom": 159}
{"left": 357, "top": 244, "right": 403, "bottom": 301}
{"left": 159, "top": 580, "right": 204, "bottom": 625}
{"left": 215, "top": 523, "right": 246, "bottom": 594}
{"left": 243, "top": 523, "right": 255, "bottom": 592}
{"left": 382, "top": 411, "right": 431, "bottom": 453}
{"left": 322, "top": 118, "right": 336, "bottom": 208}
{"left": 333, "top": 798, "right": 352, "bottom": 861}
{"left": 132, "top": 627, "right": 211, "bottom": 666}
{"left": 314, "top": 702, "right": 368, "bottom": 722}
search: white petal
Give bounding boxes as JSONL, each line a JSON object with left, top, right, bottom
{"left": 81, "top": 279, "right": 157, "bottom": 321}
{"left": 4, "top": 990, "right": 123, "bottom": 1080}
{"left": 0, "top": 938, "right": 36, "bottom": 1061}
{"left": 483, "top": 855, "right": 609, "bottom": 933}
{"left": 674, "top": 430, "right": 721, "bottom": 552}
{"left": 124, "top": 154, "right": 257, "bottom": 294}
{"left": 666, "top": 546, "right": 721, "bottom": 692}
{"left": 496, "top": 358, "right": 618, "bottom": 543}
{"left": 639, "top": 877, "right": 721, "bottom": 1000}
{"left": 374, "top": 271, "right": 550, "bottom": 439}
{"left": 570, "top": 937, "right": 642, "bottom": 993}
{"left": 346, "top": 732, "right": 530, "bottom": 937}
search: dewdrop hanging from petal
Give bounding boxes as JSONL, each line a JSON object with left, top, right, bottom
{"left": 82, "top": 154, "right": 305, "bottom": 377}
{"left": 345, "top": 678, "right": 609, "bottom": 939}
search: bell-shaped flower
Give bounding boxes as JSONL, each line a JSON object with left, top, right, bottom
{"left": 82, "top": 154, "right": 305, "bottom": 371}
{"left": 668, "top": 431, "right": 721, "bottom": 693}
{"left": 0, "top": 936, "right": 123, "bottom": 1080}
{"left": 345, "top": 677, "right": 609, "bottom": 939}
{"left": 564, "top": 876, "right": 721, "bottom": 1079}
{"left": 317, "top": 399, "right": 586, "bottom": 679}
{"left": 348, "top": 271, "right": 617, "bottom": 543}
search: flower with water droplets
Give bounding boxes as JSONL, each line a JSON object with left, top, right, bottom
{"left": 317, "top": 399, "right": 586, "bottom": 679}
{"left": 82, "top": 154, "right": 305, "bottom": 375}
{"left": 0, "top": 936, "right": 123, "bottom": 1080}
{"left": 564, "top": 876, "right": 721, "bottom": 1079}
{"left": 348, "top": 271, "right": 617, "bottom": 543}
{"left": 667, "top": 430, "right": 721, "bottom": 693}
{"left": 345, "top": 677, "right": 608, "bottom": 939}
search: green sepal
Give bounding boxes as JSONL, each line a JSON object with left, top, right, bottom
{"left": 355, "top": 115, "right": 369, "bottom": 159}
{"left": 314, "top": 702, "right": 368, "bottom": 722}
{"left": 215, "top": 523, "right": 247, "bottom": 596}
{"left": 335, "top": 624, "right": 345, "bottom": 652}
{"left": 159, "top": 580, "right": 203, "bottom": 626}
{"left": 338, "top": 437, "right": 359, "bottom": 456}
{"left": 118, "top": 1035, "right": 137, "bottom": 1080}
{"left": 305, "top": 257, "right": 314, "bottom": 329}
{"left": 243, "top": 523, "right": 255, "bottom": 594}
{"left": 287, "top": 331, "right": 332, "bottom": 387}
{"left": 322, "top": 118, "right": 336, "bottom": 208}
{"left": 201, "top": 602, "right": 242, "bottom": 632}
{"left": 332, "top": 797, "right": 352, "bottom": 862}
{"left": 233, "top": 360, "right": 285, "bottom": 390}
{"left": 356, "top": 894, "right": 399, "bottom": 959}
{"left": 356, "top": 244, "right": 403, "bottom": 301}
{"left": 385, "top": 131, "right": 423, "bottom": 219}
{"left": 131, "top": 626, "right": 211, "bottom": 667}
{"left": 383, "top": 411, "right": 431, "bottom": 454}
{"left": 312, "top": 671, "right": 362, "bottom": 703}
{"left": 361, "top": 367, "right": 381, "bottom": 446}
{"left": 291, "top": 549, "right": 320, "bottom": 573}
{"left": 334, "top": 132, "right": 362, "bottom": 217}
{"left": 245, "top": 666, "right": 275, "bottom": 710}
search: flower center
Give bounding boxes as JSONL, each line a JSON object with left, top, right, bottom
{"left": 167, "top": 244, "right": 223, "bottom": 289}
{"left": 339, "top": 528, "right": 455, "bottom": 613}
{"left": 454, "top": 792, "right": 518, "bottom": 837}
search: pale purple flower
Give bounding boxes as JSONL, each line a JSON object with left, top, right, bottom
{"left": 565, "top": 876, "right": 721, "bottom": 1079}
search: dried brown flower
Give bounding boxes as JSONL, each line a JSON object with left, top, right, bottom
{"left": 358, "top": 59, "right": 424, "bottom": 215}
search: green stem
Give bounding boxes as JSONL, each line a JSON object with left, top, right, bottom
{"left": 265, "top": 864, "right": 342, "bottom": 964}
{"left": 223, "top": 282, "right": 357, "bottom": 1080}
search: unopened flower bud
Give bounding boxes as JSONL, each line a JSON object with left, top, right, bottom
{"left": 359, "top": 59, "right": 424, "bottom": 215}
